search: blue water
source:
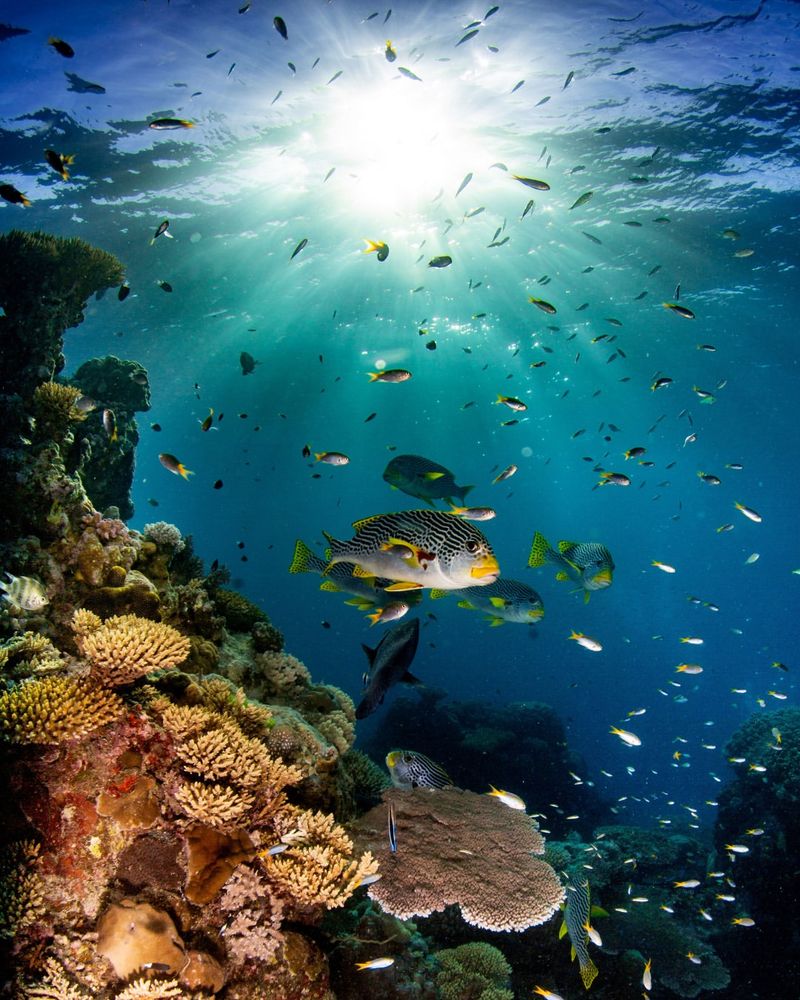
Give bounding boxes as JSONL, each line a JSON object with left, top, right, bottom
{"left": 3, "top": 0, "right": 799, "bottom": 834}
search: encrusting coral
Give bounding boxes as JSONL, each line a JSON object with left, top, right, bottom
{"left": 0, "top": 674, "right": 123, "bottom": 744}
{"left": 355, "top": 787, "right": 565, "bottom": 932}
{"left": 72, "top": 610, "right": 190, "bottom": 686}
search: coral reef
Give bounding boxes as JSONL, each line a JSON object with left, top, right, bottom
{"left": 354, "top": 787, "right": 565, "bottom": 931}
{"left": 435, "top": 941, "right": 513, "bottom": 1000}
{"left": 73, "top": 611, "right": 191, "bottom": 686}
{"left": 143, "top": 522, "right": 185, "bottom": 554}
{"left": 31, "top": 382, "right": 88, "bottom": 445}
{"left": 0, "top": 840, "right": 46, "bottom": 939}
{"left": 0, "top": 675, "right": 123, "bottom": 743}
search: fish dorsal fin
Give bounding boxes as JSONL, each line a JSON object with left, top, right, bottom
{"left": 384, "top": 581, "right": 423, "bottom": 592}
{"left": 558, "top": 920, "right": 568, "bottom": 940}
{"left": 558, "top": 539, "right": 578, "bottom": 554}
{"left": 429, "top": 588, "right": 449, "bottom": 600}
{"left": 352, "top": 565, "right": 374, "bottom": 578}
{"left": 361, "top": 643, "right": 377, "bottom": 667}
{"left": 352, "top": 514, "right": 382, "bottom": 531}
{"left": 320, "top": 581, "right": 341, "bottom": 592}
{"left": 402, "top": 670, "right": 423, "bottom": 686}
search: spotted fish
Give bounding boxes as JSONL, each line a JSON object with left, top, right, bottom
{"left": 528, "top": 532, "right": 614, "bottom": 603}
{"left": 386, "top": 750, "right": 453, "bottom": 789}
{"left": 323, "top": 510, "right": 499, "bottom": 591}
{"left": 288, "top": 538, "right": 422, "bottom": 609}
{"left": 560, "top": 879, "right": 599, "bottom": 989}
{"left": 431, "top": 577, "right": 544, "bottom": 625}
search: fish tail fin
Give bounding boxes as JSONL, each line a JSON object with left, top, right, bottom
{"left": 289, "top": 539, "right": 322, "bottom": 575}
{"left": 367, "top": 371, "right": 380, "bottom": 381}
{"left": 528, "top": 531, "right": 552, "bottom": 568}
{"left": 580, "top": 957, "right": 599, "bottom": 990}
{"left": 178, "top": 464, "right": 194, "bottom": 480}
{"left": 363, "top": 240, "right": 381, "bottom": 254}
{"left": 365, "top": 609, "right": 382, "bottom": 625}
{"left": 458, "top": 484, "right": 474, "bottom": 502}
{"left": 429, "top": 588, "right": 449, "bottom": 600}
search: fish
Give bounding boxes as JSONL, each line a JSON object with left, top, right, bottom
{"left": 200, "top": 408, "right": 214, "bottom": 432}
{"left": 388, "top": 800, "right": 398, "bottom": 853}
{"left": 363, "top": 239, "right": 389, "bottom": 261}
{"left": 158, "top": 453, "right": 194, "bottom": 479}
{"left": 569, "top": 191, "right": 593, "bottom": 210}
{"left": 434, "top": 578, "right": 544, "bottom": 626}
{"left": 383, "top": 454, "right": 473, "bottom": 507}
{"left": 65, "top": 72, "right": 105, "bottom": 94}
{"left": 569, "top": 631, "right": 602, "bottom": 652}
{"left": 365, "top": 602, "right": 410, "bottom": 626}
{"left": 385, "top": 40, "right": 397, "bottom": 62}
{"left": 45, "top": 149, "right": 74, "bottom": 180}
{"left": 598, "top": 471, "right": 630, "bottom": 486}
{"left": 323, "top": 510, "right": 499, "bottom": 591}
{"left": 492, "top": 464, "right": 517, "bottom": 484}
{"left": 521, "top": 199, "right": 535, "bottom": 219}
{"left": 0, "top": 184, "right": 30, "bottom": 206}
{"left": 448, "top": 506, "right": 495, "bottom": 521}
{"left": 240, "top": 351, "right": 259, "bottom": 375}
{"left": 273, "top": 15, "right": 288, "bottom": 39}
{"left": 289, "top": 538, "right": 418, "bottom": 609}
{"left": 643, "top": 959, "right": 652, "bottom": 990}
{"left": 368, "top": 369, "right": 411, "bottom": 383}
{"left": 355, "top": 958, "right": 395, "bottom": 971}
{"left": 610, "top": 726, "right": 641, "bottom": 747}
{"left": 356, "top": 618, "right": 422, "bottom": 718}
{"left": 386, "top": 749, "right": 453, "bottom": 789}
{"left": 486, "top": 785, "right": 525, "bottom": 810}
{"left": 732, "top": 917, "right": 755, "bottom": 927}
{"left": 102, "top": 408, "right": 118, "bottom": 442}
{"left": 663, "top": 302, "right": 695, "bottom": 320}
{"left": 563, "top": 69, "right": 575, "bottom": 89}
{"left": 456, "top": 29, "right": 480, "bottom": 46}
{"left": 511, "top": 80, "right": 525, "bottom": 94}
{"left": 150, "top": 219, "right": 172, "bottom": 245}
{"left": 560, "top": 880, "right": 599, "bottom": 989}
{"left": 528, "top": 532, "right": 614, "bottom": 601}
{"left": 262, "top": 843, "right": 289, "bottom": 856}
{"left": 455, "top": 172, "right": 473, "bottom": 196}
{"left": 148, "top": 118, "right": 194, "bottom": 130}
{"left": 0, "top": 573, "right": 49, "bottom": 613}
{"left": 674, "top": 879, "right": 701, "bottom": 888}
{"left": 528, "top": 296, "right": 557, "bottom": 314}
{"left": 315, "top": 451, "right": 349, "bottom": 465}
{"left": 157, "top": 280, "right": 172, "bottom": 293}
{"left": 513, "top": 175, "right": 550, "bottom": 191}
{"left": 118, "top": 283, "right": 130, "bottom": 301}
{"left": 734, "top": 248, "right": 754, "bottom": 257}
{"left": 698, "top": 472, "right": 721, "bottom": 485}
{"left": 735, "top": 502, "right": 762, "bottom": 523}
{"left": 398, "top": 66, "right": 422, "bottom": 82}
{"left": 496, "top": 394, "right": 527, "bottom": 411}
{"left": 48, "top": 36, "right": 74, "bottom": 58}
{"left": 291, "top": 238, "right": 308, "bottom": 259}
{"left": 428, "top": 255, "right": 452, "bottom": 268}
{"left": 533, "top": 989, "right": 564, "bottom": 1000}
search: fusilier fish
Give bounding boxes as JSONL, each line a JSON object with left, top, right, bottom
{"left": 323, "top": 510, "right": 499, "bottom": 590}
{"left": 0, "top": 573, "right": 49, "bottom": 613}
{"left": 383, "top": 454, "right": 473, "bottom": 507}
{"left": 386, "top": 750, "right": 453, "bottom": 789}
{"left": 529, "top": 532, "right": 614, "bottom": 602}
{"left": 356, "top": 617, "right": 421, "bottom": 718}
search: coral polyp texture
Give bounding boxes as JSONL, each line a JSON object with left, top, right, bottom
{"left": 355, "top": 786, "right": 565, "bottom": 931}
{"left": 72, "top": 610, "right": 190, "bottom": 685}
{"left": 0, "top": 674, "right": 123, "bottom": 744}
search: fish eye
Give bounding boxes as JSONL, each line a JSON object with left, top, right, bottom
{"left": 403, "top": 754, "right": 413, "bottom": 763}
{"left": 466, "top": 540, "right": 480, "bottom": 554}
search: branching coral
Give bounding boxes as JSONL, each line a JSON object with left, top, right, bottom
{"left": 435, "top": 942, "right": 513, "bottom": 1000}
{"left": 185, "top": 676, "right": 273, "bottom": 737}
{"left": 72, "top": 611, "right": 190, "bottom": 685}
{"left": 113, "top": 979, "right": 184, "bottom": 1000}
{"left": 356, "top": 788, "right": 565, "bottom": 931}
{"left": 32, "top": 382, "right": 88, "bottom": 443}
{"left": 0, "top": 631, "right": 64, "bottom": 677}
{"left": 143, "top": 521, "right": 185, "bottom": 553}
{"left": 0, "top": 675, "right": 123, "bottom": 743}
{"left": 264, "top": 806, "right": 379, "bottom": 910}
{"left": 15, "top": 957, "right": 94, "bottom": 999}
{"left": 0, "top": 840, "right": 46, "bottom": 938}
{"left": 218, "top": 863, "right": 285, "bottom": 965}
{"left": 254, "top": 649, "right": 312, "bottom": 695}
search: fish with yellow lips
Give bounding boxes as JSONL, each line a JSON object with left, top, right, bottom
{"left": 323, "top": 510, "right": 499, "bottom": 591}
{"left": 528, "top": 531, "right": 614, "bottom": 603}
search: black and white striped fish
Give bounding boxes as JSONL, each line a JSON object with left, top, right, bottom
{"left": 562, "top": 879, "right": 598, "bottom": 989}
{"left": 323, "top": 510, "right": 499, "bottom": 591}
{"left": 386, "top": 750, "right": 453, "bottom": 790}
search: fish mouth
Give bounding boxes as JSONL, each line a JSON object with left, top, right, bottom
{"left": 527, "top": 609, "right": 545, "bottom": 621}
{"left": 470, "top": 555, "right": 500, "bottom": 580}
{"left": 590, "top": 568, "right": 613, "bottom": 588}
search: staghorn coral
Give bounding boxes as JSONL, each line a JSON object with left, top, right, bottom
{"left": 72, "top": 611, "right": 190, "bottom": 686}
{"left": 355, "top": 787, "right": 565, "bottom": 931}
{"left": 16, "top": 957, "right": 94, "bottom": 999}
{"left": 0, "top": 840, "right": 46, "bottom": 939}
{"left": 32, "top": 382, "right": 88, "bottom": 444}
{"left": 264, "top": 806, "right": 379, "bottom": 910}
{"left": 219, "top": 862, "right": 285, "bottom": 965}
{"left": 173, "top": 780, "right": 256, "bottom": 827}
{"left": 0, "top": 674, "right": 123, "bottom": 743}
{"left": 185, "top": 675, "right": 273, "bottom": 737}
{"left": 435, "top": 942, "right": 513, "bottom": 1000}
{"left": 113, "top": 979, "right": 184, "bottom": 1000}
{"left": 0, "top": 630, "right": 64, "bottom": 678}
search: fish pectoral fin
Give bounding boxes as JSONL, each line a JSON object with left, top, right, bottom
{"left": 384, "top": 581, "right": 423, "bottom": 592}
{"left": 570, "top": 945, "right": 577, "bottom": 962}
{"left": 422, "top": 471, "right": 445, "bottom": 480}
{"left": 402, "top": 670, "right": 423, "bottom": 686}
{"left": 558, "top": 920, "right": 568, "bottom": 940}
{"left": 489, "top": 596, "right": 509, "bottom": 608}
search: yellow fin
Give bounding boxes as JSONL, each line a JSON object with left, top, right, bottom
{"left": 580, "top": 958, "right": 599, "bottom": 990}
{"left": 320, "top": 581, "right": 341, "bottom": 592}
{"left": 352, "top": 514, "right": 383, "bottom": 531}
{"left": 384, "top": 581, "right": 423, "bottom": 592}
{"left": 457, "top": 600, "right": 476, "bottom": 610}
{"left": 558, "top": 539, "right": 578, "bottom": 553}
{"left": 556, "top": 571, "right": 569, "bottom": 581}
{"left": 429, "top": 588, "right": 449, "bottom": 600}
{"left": 558, "top": 920, "right": 568, "bottom": 940}
{"left": 423, "top": 471, "right": 445, "bottom": 480}
{"left": 352, "top": 565, "right": 373, "bottom": 578}
{"left": 584, "top": 590, "right": 591, "bottom": 605}
{"left": 489, "top": 596, "right": 509, "bottom": 608}
{"left": 591, "top": 905, "right": 608, "bottom": 918}
{"left": 570, "top": 945, "right": 576, "bottom": 962}
{"left": 486, "top": 616, "right": 505, "bottom": 626}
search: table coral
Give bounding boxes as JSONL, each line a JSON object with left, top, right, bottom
{"left": 73, "top": 611, "right": 190, "bottom": 686}
{"left": 355, "top": 787, "right": 565, "bottom": 931}
{"left": 0, "top": 674, "right": 123, "bottom": 743}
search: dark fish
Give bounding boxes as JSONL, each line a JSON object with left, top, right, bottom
{"left": 48, "top": 36, "right": 74, "bottom": 57}
{"left": 45, "top": 149, "right": 74, "bottom": 180}
{"left": 512, "top": 175, "right": 550, "bottom": 191}
{"left": 64, "top": 72, "right": 105, "bottom": 94}
{"left": 511, "top": 80, "right": 525, "bottom": 93}
{"left": 206, "top": 49, "right": 220, "bottom": 58}
{"left": 273, "top": 15, "right": 288, "bottom": 39}
{"left": 0, "top": 184, "right": 30, "bottom": 207}
{"left": 327, "top": 70, "right": 343, "bottom": 85}
{"left": 291, "top": 237, "right": 308, "bottom": 259}
{"left": 563, "top": 69, "right": 574, "bottom": 89}
{"left": 227, "top": 63, "right": 236, "bottom": 76}
{"left": 428, "top": 255, "right": 452, "bottom": 268}
{"left": 456, "top": 29, "right": 479, "bottom": 46}
{"left": 157, "top": 280, "right": 172, "bottom": 292}
{"left": 485, "top": 5, "right": 500, "bottom": 16}
{"left": 521, "top": 199, "right": 535, "bottom": 219}
{"left": 148, "top": 118, "right": 193, "bottom": 130}
{"left": 103, "top": 408, "right": 118, "bottom": 442}
{"left": 583, "top": 231, "right": 602, "bottom": 244}
{"left": 150, "top": 219, "right": 171, "bottom": 244}
{"left": 388, "top": 800, "right": 398, "bottom": 853}
{"left": 385, "top": 41, "right": 397, "bottom": 62}
{"left": 612, "top": 66, "right": 637, "bottom": 76}
{"left": 356, "top": 618, "right": 421, "bottom": 719}
{"left": 240, "top": 351, "right": 258, "bottom": 375}
{"left": 213, "top": 479, "right": 223, "bottom": 489}
{"left": 535, "top": 96, "right": 551, "bottom": 106}
{"left": 426, "top": 340, "right": 437, "bottom": 350}
{"left": 456, "top": 172, "right": 473, "bottom": 197}
{"left": 0, "top": 24, "right": 30, "bottom": 41}
{"left": 151, "top": 423, "right": 162, "bottom": 432}
{"left": 118, "top": 283, "right": 130, "bottom": 301}
{"left": 398, "top": 66, "right": 422, "bottom": 82}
